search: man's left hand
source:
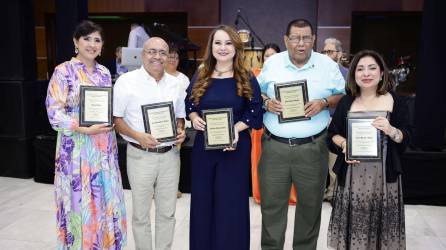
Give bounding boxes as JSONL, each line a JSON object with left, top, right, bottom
{"left": 304, "top": 99, "right": 326, "bottom": 117}
{"left": 175, "top": 128, "right": 186, "bottom": 145}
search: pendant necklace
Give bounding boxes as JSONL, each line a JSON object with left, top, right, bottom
{"left": 214, "top": 67, "right": 233, "bottom": 76}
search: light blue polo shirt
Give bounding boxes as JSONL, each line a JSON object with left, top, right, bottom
{"left": 257, "top": 50, "right": 345, "bottom": 138}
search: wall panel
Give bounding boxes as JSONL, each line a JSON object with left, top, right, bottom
{"left": 187, "top": 27, "right": 216, "bottom": 59}
{"left": 221, "top": 0, "right": 317, "bottom": 50}
{"left": 89, "top": 0, "right": 145, "bottom": 13}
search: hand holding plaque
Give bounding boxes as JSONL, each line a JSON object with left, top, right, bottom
{"left": 346, "top": 111, "right": 389, "bottom": 161}
{"left": 202, "top": 108, "right": 234, "bottom": 150}
{"left": 79, "top": 86, "right": 113, "bottom": 127}
{"left": 274, "top": 80, "right": 309, "bottom": 123}
{"left": 141, "top": 101, "right": 177, "bottom": 142}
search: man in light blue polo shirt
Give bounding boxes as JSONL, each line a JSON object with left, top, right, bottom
{"left": 257, "top": 19, "right": 345, "bottom": 250}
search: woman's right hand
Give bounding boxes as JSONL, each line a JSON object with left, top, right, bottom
{"left": 190, "top": 113, "right": 206, "bottom": 131}
{"left": 76, "top": 123, "right": 112, "bottom": 135}
{"left": 341, "top": 142, "right": 361, "bottom": 165}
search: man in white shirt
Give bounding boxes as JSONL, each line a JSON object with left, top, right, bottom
{"left": 128, "top": 23, "right": 150, "bottom": 48}
{"left": 114, "top": 37, "right": 186, "bottom": 250}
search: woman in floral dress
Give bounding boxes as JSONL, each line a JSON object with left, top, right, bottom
{"left": 45, "top": 20, "right": 126, "bottom": 250}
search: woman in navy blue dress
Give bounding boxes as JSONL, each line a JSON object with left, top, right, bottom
{"left": 186, "top": 25, "right": 263, "bottom": 250}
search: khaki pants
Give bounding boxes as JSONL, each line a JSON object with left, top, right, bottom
{"left": 324, "top": 152, "right": 337, "bottom": 200}
{"left": 127, "top": 144, "right": 180, "bottom": 250}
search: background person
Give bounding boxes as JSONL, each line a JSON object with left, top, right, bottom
{"left": 165, "top": 43, "right": 190, "bottom": 94}
{"left": 128, "top": 22, "right": 150, "bottom": 48}
{"left": 251, "top": 43, "right": 298, "bottom": 205}
{"left": 321, "top": 37, "right": 349, "bottom": 203}
{"left": 165, "top": 43, "right": 191, "bottom": 198}
{"left": 322, "top": 37, "right": 348, "bottom": 80}
{"left": 106, "top": 46, "right": 128, "bottom": 80}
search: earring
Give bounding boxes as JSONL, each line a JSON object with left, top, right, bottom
{"left": 75, "top": 47, "right": 79, "bottom": 54}
{"left": 99, "top": 51, "right": 101, "bottom": 56}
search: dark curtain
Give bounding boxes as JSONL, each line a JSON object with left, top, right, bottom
{"left": 415, "top": 0, "right": 446, "bottom": 150}
{"left": 55, "top": 0, "right": 88, "bottom": 65}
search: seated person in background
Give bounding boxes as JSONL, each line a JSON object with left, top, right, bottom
{"left": 128, "top": 23, "right": 150, "bottom": 48}
{"left": 106, "top": 46, "right": 128, "bottom": 80}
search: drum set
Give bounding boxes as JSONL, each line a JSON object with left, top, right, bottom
{"left": 237, "top": 29, "right": 262, "bottom": 69}
{"left": 390, "top": 55, "right": 413, "bottom": 90}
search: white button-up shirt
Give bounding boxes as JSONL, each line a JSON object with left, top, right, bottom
{"left": 113, "top": 66, "right": 186, "bottom": 146}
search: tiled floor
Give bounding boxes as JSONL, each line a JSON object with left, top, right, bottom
{"left": 1, "top": 177, "right": 445, "bottom": 250}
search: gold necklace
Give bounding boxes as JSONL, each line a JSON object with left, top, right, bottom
{"left": 214, "top": 67, "right": 233, "bottom": 76}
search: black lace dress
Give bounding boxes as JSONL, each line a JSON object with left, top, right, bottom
{"left": 327, "top": 113, "right": 406, "bottom": 250}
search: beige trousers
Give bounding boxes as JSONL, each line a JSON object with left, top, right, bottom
{"left": 127, "top": 144, "right": 180, "bottom": 250}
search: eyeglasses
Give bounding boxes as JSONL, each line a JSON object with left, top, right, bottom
{"left": 144, "top": 49, "right": 168, "bottom": 57}
{"left": 321, "top": 50, "right": 339, "bottom": 55}
{"left": 167, "top": 55, "right": 179, "bottom": 60}
{"left": 287, "top": 35, "right": 313, "bottom": 44}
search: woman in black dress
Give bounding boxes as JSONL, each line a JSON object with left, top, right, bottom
{"left": 185, "top": 25, "right": 262, "bottom": 250}
{"left": 327, "top": 50, "right": 410, "bottom": 250}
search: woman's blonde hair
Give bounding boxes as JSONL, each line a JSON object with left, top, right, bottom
{"left": 190, "top": 25, "right": 252, "bottom": 105}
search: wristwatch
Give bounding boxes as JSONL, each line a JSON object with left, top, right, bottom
{"left": 321, "top": 98, "right": 329, "bottom": 108}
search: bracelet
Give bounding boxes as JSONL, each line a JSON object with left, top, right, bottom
{"left": 392, "top": 127, "right": 401, "bottom": 141}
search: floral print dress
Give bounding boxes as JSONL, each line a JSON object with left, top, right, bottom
{"left": 46, "top": 58, "right": 127, "bottom": 250}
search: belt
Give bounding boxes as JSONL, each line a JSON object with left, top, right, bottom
{"left": 265, "top": 128, "right": 326, "bottom": 147}
{"left": 129, "top": 142, "right": 174, "bottom": 153}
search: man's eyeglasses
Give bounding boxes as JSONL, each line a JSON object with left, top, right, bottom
{"left": 287, "top": 35, "right": 313, "bottom": 44}
{"left": 321, "top": 50, "right": 339, "bottom": 55}
{"left": 144, "top": 49, "right": 168, "bottom": 57}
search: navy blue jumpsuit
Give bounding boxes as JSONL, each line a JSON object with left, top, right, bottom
{"left": 186, "top": 77, "right": 262, "bottom": 250}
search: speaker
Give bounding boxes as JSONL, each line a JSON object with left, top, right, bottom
{"left": 402, "top": 149, "right": 446, "bottom": 205}
{"left": 33, "top": 135, "right": 56, "bottom": 184}
{"left": 0, "top": 0, "right": 36, "bottom": 81}
{"left": 0, "top": 80, "right": 53, "bottom": 137}
{"left": 34, "top": 134, "right": 132, "bottom": 190}
{"left": 0, "top": 136, "right": 35, "bottom": 178}
{"left": 54, "top": 0, "right": 88, "bottom": 65}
